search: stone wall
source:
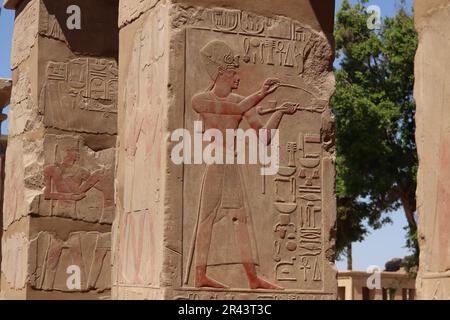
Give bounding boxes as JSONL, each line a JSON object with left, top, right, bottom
{"left": 414, "top": 0, "right": 450, "bottom": 300}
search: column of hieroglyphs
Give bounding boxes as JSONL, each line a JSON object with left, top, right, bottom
{"left": 414, "top": 0, "right": 450, "bottom": 300}
{"left": 1, "top": 0, "right": 118, "bottom": 299}
{"left": 113, "top": 0, "right": 337, "bottom": 300}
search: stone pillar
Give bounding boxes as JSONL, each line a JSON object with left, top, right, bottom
{"left": 414, "top": 0, "right": 450, "bottom": 300}
{"left": 1, "top": 0, "right": 118, "bottom": 299}
{"left": 114, "top": 0, "right": 336, "bottom": 300}
{"left": 0, "top": 78, "right": 12, "bottom": 292}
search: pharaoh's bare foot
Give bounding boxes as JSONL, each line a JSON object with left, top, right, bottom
{"left": 249, "top": 276, "right": 284, "bottom": 290}
{"left": 243, "top": 263, "right": 284, "bottom": 290}
{"left": 195, "top": 266, "right": 228, "bottom": 289}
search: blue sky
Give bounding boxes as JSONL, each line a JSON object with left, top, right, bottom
{"left": 0, "top": 7, "right": 14, "bottom": 134}
{"left": 0, "top": 1, "right": 415, "bottom": 271}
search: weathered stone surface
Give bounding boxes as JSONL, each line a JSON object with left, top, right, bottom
{"left": 114, "top": 0, "right": 336, "bottom": 300}
{"left": 415, "top": 0, "right": 450, "bottom": 300}
{"left": 1, "top": 231, "right": 29, "bottom": 291}
{"left": 10, "top": 0, "right": 39, "bottom": 69}
{"left": 3, "top": 135, "right": 42, "bottom": 229}
{"left": 119, "top": 0, "right": 160, "bottom": 28}
{"left": 9, "top": 65, "right": 42, "bottom": 137}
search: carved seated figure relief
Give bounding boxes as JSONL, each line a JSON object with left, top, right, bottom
{"left": 44, "top": 148, "right": 114, "bottom": 222}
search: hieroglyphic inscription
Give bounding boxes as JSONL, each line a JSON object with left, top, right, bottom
{"left": 271, "top": 131, "right": 325, "bottom": 289}
{"left": 42, "top": 58, "right": 118, "bottom": 114}
{"left": 172, "top": 7, "right": 314, "bottom": 75}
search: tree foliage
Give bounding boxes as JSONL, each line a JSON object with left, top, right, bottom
{"left": 333, "top": 0, "right": 418, "bottom": 265}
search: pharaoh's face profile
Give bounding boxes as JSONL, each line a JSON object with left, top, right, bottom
{"left": 217, "top": 66, "right": 240, "bottom": 90}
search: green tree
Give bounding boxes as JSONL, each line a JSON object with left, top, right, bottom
{"left": 333, "top": 0, "right": 418, "bottom": 269}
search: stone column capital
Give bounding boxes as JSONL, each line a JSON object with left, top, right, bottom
{"left": 3, "top": 0, "right": 23, "bottom": 10}
{"left": 0, "top": 78, "right": 12, "bottom": 110}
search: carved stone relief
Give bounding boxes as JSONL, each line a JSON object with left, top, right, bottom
{"left": 180, "top": 7, "right": 334, "bottom": 293}
{"left": 39, "top": 134, "right": 115, "bottom": 224}
{"left": 40, "top": 57, "right": 118, "bottom": 134}
{"left": 114, "top": 2, "right": 335, "bottom": 299}
{"left": 29, "top": 231, "right": 111, "bottom": 292}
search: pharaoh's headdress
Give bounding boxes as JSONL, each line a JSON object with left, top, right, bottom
{"left": 200, "top": 40, "right": 240, "bottom": 82}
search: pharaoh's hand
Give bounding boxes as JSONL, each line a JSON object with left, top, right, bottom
{"left": 71, "top": 193, "right": 86, "bottom": 201}
{"left": 311, "top": 98, "right": 327, "bottom": 113}
{"left": 262, "top": 78, "right": 281, "bottom": 95}
{"left": 280, "top": 102, "right": 299, "bottom": 115}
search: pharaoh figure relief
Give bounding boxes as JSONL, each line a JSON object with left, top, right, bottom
{"left": 180, "top": 7, "right": 333, "bottom": 294}
{"left": 184, "top": 36, "right": 329, "bottom": 289}
{"left": 42, "top": 137, "right": 114, "bottom": 224}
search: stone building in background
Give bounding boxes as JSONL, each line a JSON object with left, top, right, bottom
{"left": 414, "top": 0, "right": 450, "bottom": 300}
{"left": 338, "top": 271, "right": 415, "bottom": 300}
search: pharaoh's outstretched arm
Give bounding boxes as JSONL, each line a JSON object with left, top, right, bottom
{"left": 238, "top": 78, "right": 280, "bottom": 114}
{"left": 238, "top": 90, "right": 267, "bottom": 114}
